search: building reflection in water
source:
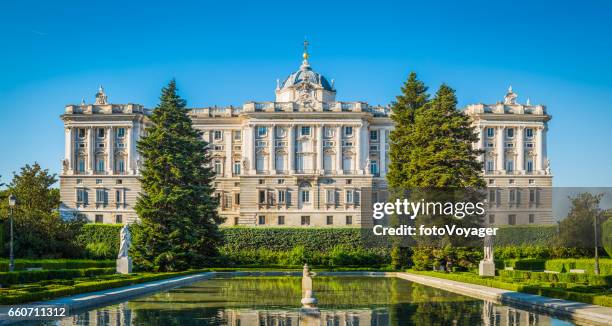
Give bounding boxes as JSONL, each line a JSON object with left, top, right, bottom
{"left": 54, "top": 271, "right": 563, "bottom": 326}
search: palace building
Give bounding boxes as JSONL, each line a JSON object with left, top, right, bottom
{"left": 59, "top": 44, "right": 553, "bottom": 226}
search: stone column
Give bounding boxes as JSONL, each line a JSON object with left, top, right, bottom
{"left": 64, "top": 127, "right": 74, "bottom": 173}
{"left": 106, "top": 127, "right": 114, "bottom": 174}
{"left": 317, "top": 125, "right": 324, "bottom": 174}
{"left": 126, "top": 126, "right": 133, "bottom": 174}
{"left": 335, "top": 125, "right": 343, "bottom": 174}
{"left": 355, "top": 124, "right": 362, "bottom": 174}
{"left": 268, "top": 125, "right": 275, "bottom": 175}
{"left": 496, "top": 126, "right": 505, "bottom": 172}
{"left": 480, "top": 126, "right": 486, "bottom": 162}
{"left": 87, "top": 127, "right": 95, "bottom": 174}
{"left": 224, "top": 130, "right": 232, "bottom": 177}
{"left": 517, "top": 126, "right": 525, "bottom": 172}
{"left": 379, "top": 128, "right": 387, "bottom": 177}
{"left": 288, "top": 125, "right": 295, "bottom": 173}
{"left": 535, "top": 126, "right": 543, "bottom": 171}
{"left": 250, "top": 125, "right": 257, "bottom": 173}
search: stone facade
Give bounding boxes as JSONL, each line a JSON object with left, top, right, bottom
{"left": 59, "top": 49, "right": 553, "bottom": 226}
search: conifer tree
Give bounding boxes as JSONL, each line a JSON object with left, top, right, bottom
{"left": 131, "top": 80, "right": 223, "bottom": 272}
{"left": 387, "top": 72, "right": 429, "bottom": 190}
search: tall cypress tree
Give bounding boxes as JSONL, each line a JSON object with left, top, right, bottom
{"left": 131, "top": 80, "right": 223, "bottom": 272}
{"left": 387, "top": 72, "right": 429, "bottom": 190}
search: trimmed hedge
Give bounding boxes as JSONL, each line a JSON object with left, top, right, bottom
{"left": 0, "top": 270, "right": 202, "bottom": 305}
{"left": 76, "top": 224, "right": 122, "bottom": 259}
{"left": 544, "top": 259, "right": 612, "bottom": 275}
{"left": 493, "top": 225, "right": 557, "bottom": 247}
{"left": 498, "top": 269, "right": 612, "bottom": 287}
{"left": 0, "top": 268, "right": 115, "bottom": 286}
{"left": 0, "top": 259, "right": 114, "bottom": 272}
{"left": 408, "top": 270, "right": 612, "bottom": 307}
{"left": 497, "top": 259, "right": 546, "bottom": 271}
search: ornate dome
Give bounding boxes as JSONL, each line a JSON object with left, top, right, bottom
{"left": 281, "top": 64, "right": 334, "bottom": 91}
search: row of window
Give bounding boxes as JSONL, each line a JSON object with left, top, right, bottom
{"left": 485, "top": 159, "right": 535, "bottom": 172}
{"left": 257, "top": 189, "right": 361, "bottom": 205}
{"left": 488, "top": 188, "right": 541, "bottom": 205}
{"left": 212, "top": 127, "right": 386, "bottom": 142}
{"left": 75, "top": 157, "right": 127, "bottom": 173}
{"left": 214, "top": 157, "right": 380, "bottom": 175}
{"left": 488, "top": 214, "right": 536, "bottom": 225}
{"left": 76, "top": 188, "right": 126, "bottom": 205}
{"left": 255, "top": 215, "right": 353, "bottom": 226}
{"left": 77, "top": 127, "right": 127, "bottom": 139}
{"left": 485, "top": 127, "right": 536, "bottom": 139}
{"left": 94, "top": 214, "right": 123, "bottom": 224}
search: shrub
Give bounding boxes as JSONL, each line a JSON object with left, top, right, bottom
{"left": 544, "top": 259, "right": 612, "bottom": 275}
{"left": 494, "top": 225, "right": 557, "bottom": 247}
{"left": 76, "top": 224, "right": 122, "bottom": 259}
{"left": 498, "top": 269, "right": 612, "bottom": 286}
{"left": 0, "top": 268, "right": 115, "bottom": 286}
{"left": 0, "top": 259, "right": 114, "bottom": 272}
{"left": 603, "top": 218, "right": 612, "bottom": 258}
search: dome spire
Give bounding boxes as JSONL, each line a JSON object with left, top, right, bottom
{"left": 301, "top": 39, "right": 310, "bottom": 70}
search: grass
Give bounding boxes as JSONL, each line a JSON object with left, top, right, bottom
{"left": 406, "top": 269, "right": 612, "bottom": 308}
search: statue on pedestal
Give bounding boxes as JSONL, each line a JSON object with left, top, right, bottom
{"left": 479, "top": 234, "right": 495, "bottom": 276}
{"left": 116, "top": 224, "right": 132, "bottom": 274}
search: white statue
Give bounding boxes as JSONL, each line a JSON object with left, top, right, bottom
{"left": 301, "top": 264, "right": 318, "bottom": 308}
{"left": 503, "top": 86, "right": 517, "bottom": 105}
{"left": 95, "top": 85, "right": 108, "bottom": 105}
{"left": 483, "top": 234, "right": 494, "bottom": 262}
{"left": 118, "top": 224, "right": 131, "bottom": 259}
{"left": 545, "top": 159, "right": 552, "bottom": 175}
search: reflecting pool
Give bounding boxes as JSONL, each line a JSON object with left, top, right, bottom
{"left": 45, "top": 276, "right": 575, "bottom": 326}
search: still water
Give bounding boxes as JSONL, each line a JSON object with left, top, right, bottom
{"left": 45, "top": 276, "right": 574, "bottom": 326}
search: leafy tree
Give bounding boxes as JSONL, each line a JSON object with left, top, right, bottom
{"left": 602, "top": 215, "right": 612, "bottom": 258}
{"left": 131, "top": 80, "right": 223, "bottom": 272}
{"left": 0, "top": 163, "right": 84, "bottom": 258}
{"left": 557, "top": 193, "right": 605, "bottom": 249}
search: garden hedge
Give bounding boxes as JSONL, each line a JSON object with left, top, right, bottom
{"left": 493, "top": 225, "right": 557, "bottom": 247}
{"left": 544, "top": 259, "right": 612, "bottom": 275}
{"left": 0, "top": 268, "right": 115, "bottom": 286}
{"left": 498, "top": 269, "right": 612, "bottom": 287}
{"left": 0, "top": 259, "right": 114, "bottom": 272}
{"left": 76, "top": 224, "right": 122, "bottom": 259}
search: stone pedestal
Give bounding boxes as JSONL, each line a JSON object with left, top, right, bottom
{"left": 116, "top": 257, "right": 132, "bottom": 274}
{"left": 479, "top": 260, "right": 495, "bottom": 276}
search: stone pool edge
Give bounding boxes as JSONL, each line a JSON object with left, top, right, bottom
{"left": 395, "top": 272, "right": 612, "bottom": 326}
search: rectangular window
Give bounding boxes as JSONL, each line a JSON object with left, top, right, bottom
{"left": 526, "top": 128, "right": 534, "bottom": 138}
{"left": 256, "top": 155, "right": 265, "bottom": 171}
{"left": 213, "top": 130, "right": 223, "bottom": 140}
{"left": 258, "top": 215, "right": 266, "bottom": 225}
{"left": 78, "top": 128, "right": 86, "bottom": 138}
{"left": 301, "top": 190, "right": 310, "bottom": 203}
{"left": 486, "top": 127, "right": 494, "bottom": 138}
{"left": 117, "top": 128, "right": 126, "bottom": 138}
{"left": 115, "top": 190, "right": 123, "bottom": 204}
{"left": 233, "top": 130, "right": 241, "bottom": 140}
{"left": 324, "top": 154, "right": 333, "bottom": 171}
{"left": 526, "top": 160, "right": 533, "bottom": 172}
{"left": 506, "top": 160, "right": 514, "bottom": 172}
{"left": 95, "top": 214, "right": 103, "bottom": 223}
{"left": 257, "top": 126, "right": 267, "bottom": 137}
{"left": 489, "top": 214, "right": 495, "bottom": 224}
{"left": 369, "top": 144, "right": 379, "bottom": 152}
{"left": 342, "top": 156, "right": 352, "bottom": 171}
{"left": 346, "top": 190, "right": 354, "bottom": 204}
{"left": 275, "top": 155, "right": 285, "bottom": 171}
{"left": 326, "top": 189, "right": 335, "bottom": 204}
{"left": 97, "top": 128, "right": 105, "bottom": 138}
{"left": 344, "top": 126, "right": 353, "bottom": 136}
{"left": 346, "top": 215, "right": 353, "bottom": 225}
{"left": 370, "top": 130, "right": 378, "bottom": 140}
{"left": 326, "top": 216, "right": 333, "bottom": 225}
{"left": 301, "top": 216, "right": 310, "bottom": 226}
{"left": 234, "top": 217, "right": 239, "bottom": 225}
{"left": 529, "top": 214, "right": 535, "bottom": 224}
{"left": 508, "top": 214, "right": 516, "bottom": 225}
{"left": 509, "top": 189, "right": 516, "bottom": 203}
{"left": 277, "top": 216, "right": 285, "bottom": 225}
{"left": 77, "top": 189, "right": 88, "bottom": 204}
{"left": 235, "top": 193, "right": 240, "bottom": 205}
{"left": 324, "top": 127, "right": 334, "bottom": 138}
{"left": 258, "top": 190, "right": 266, "bottom": 204}
{"left": 278, "top": 190, "right": 286, "bottom": 204}
{"left": 78, "top": 159, "right": 86, "bottom": 172}
{"left": 301, "top": 126, "right": 311, "bottom": 136}
{"left": 370, "top": 160, "right": 379, "bottom": 174}
{"left": 233, "top": 161, "right": 241, "bottom": 175}
{"left": 96, "top": 159, "right": 105, "bottom": 172}
{"left": 115, "top": 215, "right": 122, "bottom": 224}
{"left": 96, "top": 189, "right": 108, "bottom": 204}
{"left": 485, "top": 161, "right": 494, "bottom": 172}
{"left": 506, "top": 128, "right": 514, "bottom": 138}
{"left": 214, "top": 161, "right": 222, "bottom": 175}
{"left": 529, "top": 189, "right": 536, "bottom": 203}
{"left": 489, "top": 189, "right": 496, "bottom": 204}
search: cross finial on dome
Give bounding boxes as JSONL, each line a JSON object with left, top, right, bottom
{"left": 301, "top": 39, "right": 311, "bottom": 70}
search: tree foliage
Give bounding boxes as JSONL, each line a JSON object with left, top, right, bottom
{"left": 557, "top": 192, "right": 605, "bottom": 250}
{"left": 131, "top": 80, "right": 223, "bottom": 272}
{"left": 0, "top": 163, "right": 84, "bottom": 258}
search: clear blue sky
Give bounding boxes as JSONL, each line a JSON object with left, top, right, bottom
{"left": 0, "top": 0, "right": 611, "bottom": 187}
